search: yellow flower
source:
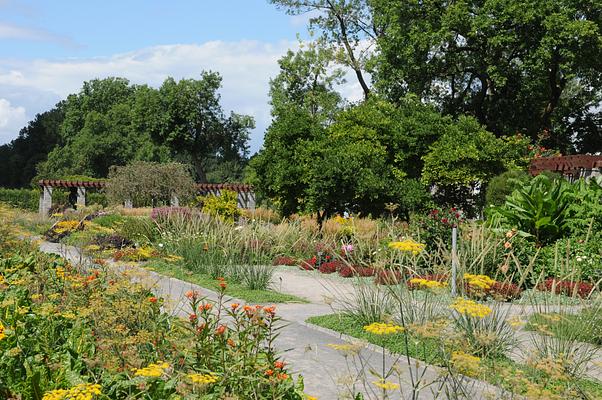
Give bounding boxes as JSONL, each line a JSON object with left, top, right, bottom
{"left": 450, "top": 298, "right": 492, "bottom": 318}
{"left": 0, "top": 275, "right": 4, "bottom": 285}
{"left": 188, "top": 372, "right": 219, "bottom": 385}
{"left": 133, "top": 361, "right": 170, "bottom": 378}
{"left": 409, "top": 278, "right": 447, "bottom": 289}
{"left": 388, "top": 239, "right": 426, "bottom": 255}
{"left": 363, "top": 322, "right": 404, "bottom": 335}
{"left": 327, "top": 342, "right": 364, "bottom": 356}
{"left": 305, "top": 395, "right": 318, "bottom": 400}
{"left": 451, "top": 351, "right": 481, "bottom": 377}
{"left": 372, "top": 379, "right": 400, "bottom": 390}
{"left": 53, "top": 220, "right": 80, "bottom": 234}
{"left": 42, "top": 383, "right": 101, "bottom": 400}
{"left": 464, "top": 273, "right": 495, "bottom": 290}
{"left": 0, "top": 322, "right": 6, "bottom": 341}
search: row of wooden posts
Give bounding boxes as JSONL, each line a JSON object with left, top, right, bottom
{"left": 38, "top": 180, "right": 256, "bottom": 216}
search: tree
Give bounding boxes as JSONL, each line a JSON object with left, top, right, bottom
{"left": 270, "top": 0, "right": 377, "bottom": 99}
{"left": 370, "top": 0, "right": 602, "bottom": 147}
{"left": 37, "top": 78, "right": 170, "bottom": 179}
{"left": 152, "top": 72, "right": 253, "bottom": 182}
{"left": 420, "top": 117, "right": 525, "bottom": 214}
{"left": 106, "top": 161, "right": 196, "bottom": 207}
{"left": 0, "top": 105, "right": 64, "bottom": 187}
{"left": 251, "top": 46, "right": 344, "bottom": 216}
{"left": 31, "top": 74, "right": 252, "bottom": 182}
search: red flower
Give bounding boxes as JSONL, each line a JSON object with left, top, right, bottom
{"left": 215, "top": 325, "right": 227, "bottom": 335}
{"left": 189, "top": 313, "right": 198, "bottom": 323}
{"left": 148, "top": 296, "right": 158, "bottom": 303}
{"left": 265, "top": 369, "right": 274, "bottom": 377}
{"left": 274, "top": 361, "right": 286, "bottom": 369}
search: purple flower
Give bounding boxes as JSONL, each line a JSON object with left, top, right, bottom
{"left": 342, "top": 244, "right": 354, "bottom": 254}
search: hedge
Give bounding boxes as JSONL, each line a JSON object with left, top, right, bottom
{"left": 0, "top": 188, "right": 107, "bottom": 211}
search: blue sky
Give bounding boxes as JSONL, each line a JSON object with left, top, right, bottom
{"left": 0, "top": 1, "right": 361, "bottom": 152}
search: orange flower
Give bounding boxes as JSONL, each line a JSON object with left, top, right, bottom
{"left": 189, "top": 313, "right": 198, "bottom": 322}
{"left": 274, "top": 361, "right": 286, "bottom": 369}
{"left": 185, "top": 290, "right": 199, "bottom": 299}
{"left": 197, "top": 323, "right": 206, "bottom": 333}
{"left": 277, "top": 373, "right": 288, "bottom": 380}
{"left": 149, "top": 296, "right": 158, "bottom": 303}
{"left": 504, "top": 241, "right": 512, "bottom": 249}
{"left": 231, "top": 303, "right": 240, "bottom": 310}
{"left": 265, "top": 369, "right": 274, "bottom": 376}
{"left": 215, "top": 325, "right": 227, "bottom": 335}
{"left": 227, "top": 338, "right": 236, "bottom": 347}
{"left": 200, "top": 303, "right": 213, "bottom": 311}
{"left": 264, "top": 306, "right": 276, "bottom": 316}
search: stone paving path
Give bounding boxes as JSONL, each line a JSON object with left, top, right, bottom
{"left": 37, "top": 241, "right": 601, "bottom": 398}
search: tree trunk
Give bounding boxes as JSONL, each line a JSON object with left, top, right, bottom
{"left": 192, "top": 157, "right": 208, "bottom": 183}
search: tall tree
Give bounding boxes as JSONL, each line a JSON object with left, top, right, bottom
{"left": 370, "top": 0, "right": 602, "bottom": 148}
{"left": 251, "top": 46, "right": 344, "bottom": 216}
{"left": 152, "top": 72, "right": 253, "bottom": 182}
{"left": 270, "top": 0, "right": 378, "bottom": 99}
{"left": 0, "top": 105, "right": 64, "bottom": 187}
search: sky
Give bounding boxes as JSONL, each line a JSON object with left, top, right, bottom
{"left": 0, "top": 0, "right": 362, "bottom": 153}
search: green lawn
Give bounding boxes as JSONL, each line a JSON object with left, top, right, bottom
{"left": 308, "top": 313, "right": 602, "bottom": 399}
{"left": 145, "top": 260, "right": 308, "bottom": 304}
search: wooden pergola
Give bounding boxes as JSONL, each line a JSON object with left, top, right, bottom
{"left": 529, "top": 155, "right": 602, "bottom": 182}
{"left": 38, "top": 180, "right": 256, "bottom": 216}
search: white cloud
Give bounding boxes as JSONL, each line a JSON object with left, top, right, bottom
{"left": 0, "top": 40, "right": 365, "bottom": 150}
{"left": 0, "top": 22, "right": 76, "bottom": 46}
{"left": 0, "top": 98, "right": 26, "bottom": 143}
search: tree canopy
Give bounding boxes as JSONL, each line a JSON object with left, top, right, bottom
{"left": 2, "top": 74, "right": 253, "bottom": 186}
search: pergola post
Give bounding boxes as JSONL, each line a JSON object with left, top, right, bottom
{"left": 76, "top": 187, "right": 86, "bottom": 208}
{"left": 39, "top": 186, "right": 53, "bottom": 216}
{"left": 170, "top": 194, "right": 179, "bottom": 207}
{"left": 124, "top": 199, "right": 133, "bottom": 209}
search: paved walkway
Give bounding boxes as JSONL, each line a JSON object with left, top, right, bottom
{"left": 37, "top": 241, "right": 602, "bottom": 398}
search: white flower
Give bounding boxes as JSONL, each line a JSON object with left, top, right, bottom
{"left": 158, "top": 243, "right": 164, "bottom": 248}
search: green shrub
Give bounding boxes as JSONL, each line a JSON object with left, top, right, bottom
{"left": 486, "top": 174, "right": 574, "bottom": 245}
{"left": 534, "top": 237, "right": 602, "bottom": 283}
{"left": 106, "top": 161, "right": 196, "bottom": 207}
{"left": 0, "top": 188, "right": 39, "bottom": 211}
{"left": 485, "top": 170, "right": 529, "bottom": 207}
{"left": 198, "top": 189, "right": 241, "bottom": 223}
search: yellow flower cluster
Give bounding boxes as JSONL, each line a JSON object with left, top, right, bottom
{"left": 451, "top": 351, "right": 481, "bottom": 377}
{"left": 464, "top": 273, "right": 495, "bottom": 290}
{"left": 133, "top": 361, "right": 170, "bottom": 377}
{"left": 363, "top": 322, "right": 404, "bottom": 335}
{"left": 372, "top": 379, "right": 400, "bottom": 390}
{"left": 327, "top": 342, "right": 364, "bottom": 356}
{"left": 450, "top": 298, "right": 492, "bottom": 318}
{"left": 188, "top": 372, "right": 219, "bottom": 385}
{"left": 54, "top": 220, "right": 80, "bottom": 234}
{"left": 0, "top": 274, "right": 4, "bottom": 285}
{"left": 409, "top": 278, "right": 447, "bottom": 289}
{"left": 0, "top": 322, "right": 6, "bottom": 341}
{"left": 42, "top": 383, "right": 102, "bottom": 400}
{"left": 388, "top": 239, "right": 426, "bottom": 255}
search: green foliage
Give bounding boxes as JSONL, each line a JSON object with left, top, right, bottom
{"left": 198, "top": 189, "right": 241, "bottom": 223}
{"left": 486, "top": 170, "right": 530, "bottom": 207}
{"left": 534, "top": 237, "right": 602, "bottom": 282}
{"left": 106, "top": 161, "right": 196, "bottom": 207}
{"left": 0, "top": 188, "right": 40, "bottom": 211}
{"left": 250, "top": 46, "right": 344, "bottom": 217}
{"left": 370, "top": 0, "right": 602, "bottom": 148}
{"left": 487, "top": 175, "right": 575, "bottom": 245}
{"left": 0, "top": 106, "right": 64, "bottom": 188}
{"left": 0, "top": 188, "right": 107, "bottom": 211}
{"left": 489, "top": 175, "right": 602, "bottom": 245}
